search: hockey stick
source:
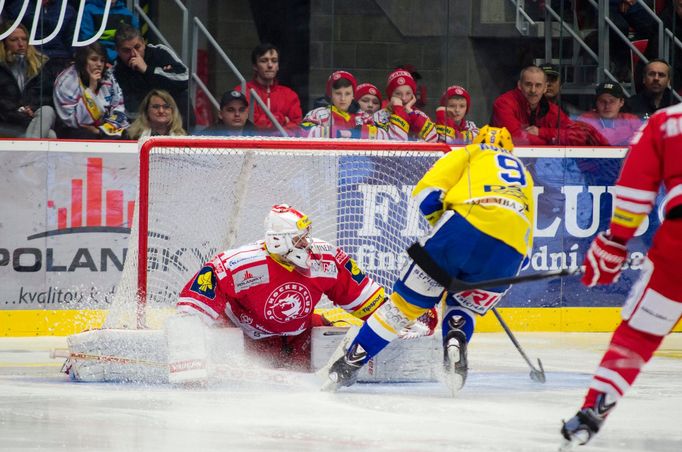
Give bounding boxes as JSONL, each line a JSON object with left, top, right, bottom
{"left": 490, "top": 308, "right": 545, "bottom": 383}
{"left": 406, "top": 243, "right": 577, "bottom": 292}
{"left": 406, "top": 242, "right": 557, "bottom": 383}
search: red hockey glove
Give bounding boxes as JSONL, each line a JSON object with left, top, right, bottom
{"left": 581, "top": 231, "right": 627, "bottom": 288}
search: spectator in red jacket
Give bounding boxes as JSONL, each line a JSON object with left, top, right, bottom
{"left": 234, "top": 43, "right": 302, "bottom": 136}
{"left": 578, "top": 82, "right": 642, "bottom": 146}
{"left": 491, "top": 65, "right": 607, "bottom": 146}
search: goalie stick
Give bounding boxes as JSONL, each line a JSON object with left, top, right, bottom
{"left": 406, "top": 242, "right": 552, "bottom": 383}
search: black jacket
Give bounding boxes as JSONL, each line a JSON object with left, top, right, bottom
{"left": 113, "top": 43, "right": 194, "bottom": 129}
{"left": 628, "top": 88, "right": 679, "bottom": 119}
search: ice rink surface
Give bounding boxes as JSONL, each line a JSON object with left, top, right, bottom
{"left": 1, "top": 332, "right": 681, "bottom": 452}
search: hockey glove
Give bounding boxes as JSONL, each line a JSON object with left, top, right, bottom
{"left": 416, "top": 188, "right": 445, "bottom": 226}
{"left": 398, "top": 307, "right": 438, "bottom": 339}
{"left": 581, "top": 231, "right": 627, "bottom": 288}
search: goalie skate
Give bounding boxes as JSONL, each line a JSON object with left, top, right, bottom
{"left": 443, "top": 329, "right": 468, "bottom": 396}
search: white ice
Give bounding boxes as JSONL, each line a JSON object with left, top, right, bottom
{"left": 1, "top": 333, "right": 681, "bottom": 452}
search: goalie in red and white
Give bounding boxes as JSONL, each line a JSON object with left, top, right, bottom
{"left": 168, "top": 203, "right": 436, "bottom": 384}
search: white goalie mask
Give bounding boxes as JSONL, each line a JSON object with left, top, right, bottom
{"left": 264, "top": 204, "right": 314, "bottom": 268}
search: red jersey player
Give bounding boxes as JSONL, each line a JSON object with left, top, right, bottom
{"left": 561, "top": 104, "right": 682, "bottom": 447}
{"left": 166, "top": 204, "right": 387, "bottom": 383}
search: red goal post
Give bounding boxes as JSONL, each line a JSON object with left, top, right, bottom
{"left": 106, "top": 137, "right": 449, "bottom": 329}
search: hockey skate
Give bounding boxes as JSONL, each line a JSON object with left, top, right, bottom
{"left": 443, "top": 328, "right": 468, "bottom": 396}
{"left": 559, "top": 394, "right": 614, "bottom": 450}
{"left": 321, "top": 342, "right": 367, "bottom": 392}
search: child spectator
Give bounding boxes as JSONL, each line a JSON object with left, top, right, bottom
{"left": 53, "top": 43, "right": 128, "bottom": 139}
{"left": 577, "top": 82, "right": 642, "bottom": 146}
{"left": 373, "top": 69, "right": 437, "bottom": 142}
{"left": 300, "top": 70, "right": 384, "bottom": 139}
{"left": 127, "top": 89, "right": 185, "bottom": 139}
{"left": 436, "top": 85, "right": 478, "bottom": 145}
{"left": 0, "top": 22, "right": 57, "bottom": 138}
{"left": 355, "top": 83, "right": 382, "bottom": 115}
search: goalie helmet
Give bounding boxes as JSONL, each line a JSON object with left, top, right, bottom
{"left": 473, "top": 125, "right": 514, "bottom": 152}
{"left": 264, "top": 204, "right": 314, "bottom": 268}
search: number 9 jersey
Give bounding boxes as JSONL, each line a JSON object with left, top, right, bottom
{"left": 413, "top": 143, "right": 535, "bottom": 258}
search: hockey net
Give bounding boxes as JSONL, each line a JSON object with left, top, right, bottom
{"left": 105, "top": 137, "right": 448, "bottom": 329}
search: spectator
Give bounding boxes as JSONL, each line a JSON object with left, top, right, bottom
{"left": 578, "top": 82, "right": 642, "bottom": 146}
{"left": 3, "top": 0, "right": 76, "bottom": 64}
{"left": 53, "top": 42, "right": 128, "bottom": 139}
{"left": 397, "top": 64, "right": 427, "bottom": 110}
{"left": 78, "top": 0, "right": 139, "bottom": 63}
{"left": 300, "top": 70, "right": 383, "bottom": 139}
{"left": 628, "top": 59, "right": 679, "bottom": 119}
{"left": 113, "top": 24, "right": 194, "bottom": 132}
{"left": 435, "top": 85, "right": 478, "bottom": 145}
{"left": 126, "top": 89, "right": 185, "bottom": 139}
{"left": 201, "top": 90, "right": 256, "bottom": 137}
{"left": 644, "top": 0, "right": 682, "bottom": 92}
{"left": 0, "top": 22, "right": 57, "bottom": 138}
{"left": 355, "top": 83, "right": 382, "bottom": 115}
{"left": 539, "top": 63, "right": 581, "bottom": 117}
{"left": 373, "top": 69, "right": 438, "bottom": 142}
{"left": 234, "top": 43, "right": 302, "bottom": 135}
{"left": 491, "top": 65, "right": 607, "bottom": 145}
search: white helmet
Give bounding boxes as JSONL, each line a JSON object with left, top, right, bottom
{"left": 264, "top": 204, "right": 314, "bottom": 268}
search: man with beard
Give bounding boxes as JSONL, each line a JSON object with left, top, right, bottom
{"left": 628, "top": 59, "right": 679, "bottom": 119}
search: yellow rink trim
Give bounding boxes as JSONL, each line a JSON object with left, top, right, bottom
{"left": 2, "top": 307, "right": 681, "bottom": 336}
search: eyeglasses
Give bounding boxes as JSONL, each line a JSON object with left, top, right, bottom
{"left": 150, "top": 104, "right": 172, "bottom": 110}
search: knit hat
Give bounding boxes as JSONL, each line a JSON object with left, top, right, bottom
{"left": 439, "top": 85, "right": 471, "bottom": 113}
{"left": 355, "top": 83, "right": 382, "bottom": 103}
{"left": 386, "top": 69, "right": 417, "bottom": 98}
{"left": 595, "top": 82, "right": 625, "bottom": 99}
{"left": 326, "top": 70, "right": 357, "bottom": 97}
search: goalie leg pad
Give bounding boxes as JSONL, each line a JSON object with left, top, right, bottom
{"left": 165, "top": 314, "right": 209, "bottom": 384}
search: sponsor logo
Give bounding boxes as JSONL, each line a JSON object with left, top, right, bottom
{"left": 264, "top": 283, "right": 313, "bottom": 323}
{"left": 344, "top": 258, "right": 367, "bottom": 284}
{"left": 233, "top": 265, "right": 269, "bottom": 292}
{"left": 309, "top": 259, "right": 337, "bottom": 277}
{"left": 189, "top": 266, "right": 216, "bottom": 299}
{"left": 6, "top": 1, "right": 116, "bottom": 48}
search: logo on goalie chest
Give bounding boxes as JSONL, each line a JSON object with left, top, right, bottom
{"left": 233, "top": 265, "right": 269, "bottom": 292}
{"left": 264, "top": 283, "right": 313, "bottom": 323}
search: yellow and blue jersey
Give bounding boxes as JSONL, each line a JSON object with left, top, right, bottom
{"left": 413, "top": 143, "right": 534, "bottom": 257}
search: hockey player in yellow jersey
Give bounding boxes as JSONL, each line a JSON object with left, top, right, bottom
{"left": 323, "top": 126, "right": 535, "bottom": 393}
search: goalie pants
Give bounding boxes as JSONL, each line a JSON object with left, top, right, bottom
{"left": 243, "top": 328, "right": 313, "bottom": 372}
{"left": 582, "top": 219, "right": 682, "bottom": 410}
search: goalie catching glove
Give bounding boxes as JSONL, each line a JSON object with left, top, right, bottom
{"left": 581, "top": 231, "right": 627, "bottom": 287}
{"left": 398, "top": 307, "right": 438, "bottom": 339}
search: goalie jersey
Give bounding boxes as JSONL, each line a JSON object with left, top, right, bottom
{"left": 176, "top": 240, "right": 385, "bottom": 339}
{"left": 414, "top": 143, "right": 535, "bottom": 257}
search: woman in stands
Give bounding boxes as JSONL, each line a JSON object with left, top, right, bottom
{"left": 53, "top": 43, "right": 128, "bottom": 139}
{"left": 0, "top": 22, "right": 57, "bottom": 138}
{"left": 127, "top": 89, "right": 186, "bottom": 139}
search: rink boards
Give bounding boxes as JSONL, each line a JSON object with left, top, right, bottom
{"left": 1, "top": 139, "right": 679, "bottom": 335}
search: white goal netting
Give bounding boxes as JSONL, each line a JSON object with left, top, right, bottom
{"left": 105, "top": 137, "right": 447, "bottom": 329}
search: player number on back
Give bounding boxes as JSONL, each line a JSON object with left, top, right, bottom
{"left": 495, "top": 154, "right": 526, "bottom": 186}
